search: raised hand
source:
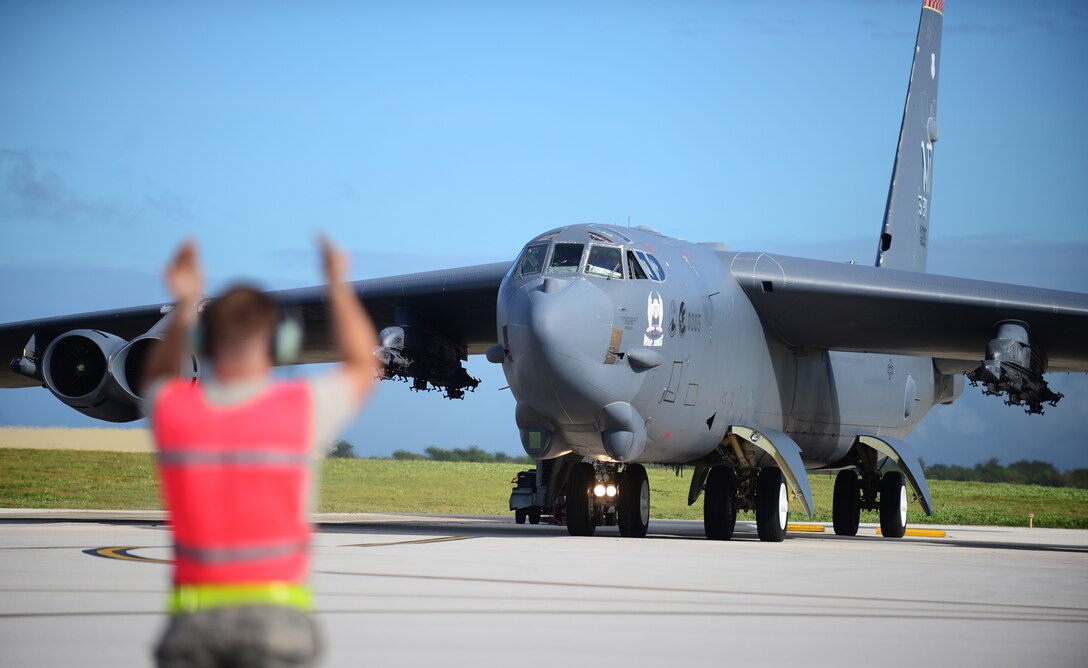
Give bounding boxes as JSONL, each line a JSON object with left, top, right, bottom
{"left": 165, "top": 239, "right": 204, "bottom": 303}
{"left": 318, "top": 234, "right": 349, "bottom": 285}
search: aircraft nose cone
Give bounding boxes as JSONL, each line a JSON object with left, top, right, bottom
{"left": 503, "top": 277, "right": 618, "bottom": 425}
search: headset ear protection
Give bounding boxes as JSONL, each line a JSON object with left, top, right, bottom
{"left": 270, "top": 310, "right": 304, "bottom": 365}
{"left": 191, "top": 300, "right": 304, "bottom": 366}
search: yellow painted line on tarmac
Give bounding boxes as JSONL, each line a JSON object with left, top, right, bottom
{"left": 346, "top": 535, "right": 478, "bottom": 548}
{"left": 82, "top": 537, "right": 477, "bottom": 563}
{"left": 876, "top": 528, "right": 947, "bottom": 537}
{"left": 84, "top": 546, "right": 172, "bottom": 564}
{"left": 786, "top": 524, "right": 826, "bottom": 533}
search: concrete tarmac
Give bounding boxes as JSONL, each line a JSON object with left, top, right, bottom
{"left": 1, "top": 512, "right": 1086, "bottom": 667}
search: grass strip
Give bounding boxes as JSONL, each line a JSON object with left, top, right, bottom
{"left": 2, "top": 449, "right": 1086, "bottom": 529}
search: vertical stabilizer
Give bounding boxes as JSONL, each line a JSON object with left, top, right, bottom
{"left": 875, "top": 0, "right": 943, "bottom": 272}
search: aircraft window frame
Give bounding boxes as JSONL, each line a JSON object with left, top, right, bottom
{"left": 633, "top": 250, "right": 666, "bottom": 282}
{"left": 626, "top": 250, "right": 648, "bottom": 280}
{"left": 548, "top": 242, "right": 585, "bottom": 274}
{"left": 511, "top": 242, "right": 549, "bottom": 277}
{"left": 584, "top": 244, "right": 625, "bottom": 280}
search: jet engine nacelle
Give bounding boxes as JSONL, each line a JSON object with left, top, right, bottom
{"left": 40, "top": 329, "right": 197, "bottom": 422}
{"left": 41, "top": 329, "right": 139, "bottom": 422}
{"left": 112, "top": 332, "right": 199, "bottom": 402}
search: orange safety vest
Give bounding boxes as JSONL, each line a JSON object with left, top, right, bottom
{"left": 152, "top": 379, "right": 313, "bottom": 585}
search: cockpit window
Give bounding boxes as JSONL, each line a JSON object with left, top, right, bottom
{"left": 626, "top": 250, "right": 648, "bottom": 280}
{"left": 548, "top": 242, "right": 584, "bottom": 273}
{"left": 585, "top": 245, "right": 624, "bottom": 279}
{"left": 514, "top": 243, "right": 548, "bottom": 276}
{"left": 633, "top": 250, "right": 666, "bottom": 281}
{"left": 644, "top": 254, "right": 665, "bottom": 281}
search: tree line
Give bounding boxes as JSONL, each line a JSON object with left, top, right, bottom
{"left": 330, "top": 440, "right": 1087, "bottom": 489}
{"left": 328, "top": 441, "right": 531, "bottom": 463}
{"left": 391, "top": 446, "right": 532, "bottom": 464}
{"left": 924, "top": 458, "right": 1088, "bottom": 489}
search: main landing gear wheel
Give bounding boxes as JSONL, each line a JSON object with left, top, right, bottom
{"left": 832, "top": 470, "right": 861, "bottom": 536}
{"left": 515, "top": 509, "right": 526, "bottom": 525}
{"left": 566, "top": 462, "right": 596, "bottom": 537}
{"left": 756, "top": 468, "right": 789, "bottom": 542}
{"left": 704, "top": 466, "right": 737, "bottom": 540}
{"left": 528, "top": 511, "right": 541, "bottom": 525}
{"left": 880, "top": 470, "right": 908, "bottom": 538}
{"left": 618, "top": 464, "right": 650, "bottom": 538}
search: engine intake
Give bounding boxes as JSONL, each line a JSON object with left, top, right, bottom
{"left": 112, "top": 335, "right": 166, "bottom": 401}
{"left": 37, "top": 327, "right": 198, "bottom": 423}
{"left": 42, "top": 329, "right": 139, "bottom": 422}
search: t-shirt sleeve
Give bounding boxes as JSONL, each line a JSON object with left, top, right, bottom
{"left": 307, "top": 371, "right": 361, "bottom": 457}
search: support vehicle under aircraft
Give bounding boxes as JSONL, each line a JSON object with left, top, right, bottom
{"left": 2, "top": 0, "right": 1086, "bottom": 541}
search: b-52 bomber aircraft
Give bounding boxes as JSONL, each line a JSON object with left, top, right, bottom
{"left": 2, "top": 0, "right": 1086, "bottom": 541}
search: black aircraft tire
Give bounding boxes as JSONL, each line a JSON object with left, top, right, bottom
{"left": 566, "top": 462, "right": 597, "bottom": 537}
{"left": 704, "top": 467, "right": 737, "bottom": 540}
{"left": 832, "top": 470, "right": 861, "bottom": 537}
{"left": 528, "top": 511, "right": 541, "bottom": 525}
{"left": 880, "top": 471, "right": 908, "bottom": 538}
{"left": 756, "top": 468, "right": 789, "bottom": 542}
{"left": 515, "top": 509, "right": 526, "bottom": 525}
{"left": 618, "top": 464, "right": 650, "bottom": 538}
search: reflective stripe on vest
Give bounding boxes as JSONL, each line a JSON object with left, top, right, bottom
{"left": 174, "top": 539, "right": 309, "bottom": 564}
{"left": 157, "top": 450, "right": 311, "bottom": 467}
{"left": 152, "top": 378, "right": 313, "bottom": 586}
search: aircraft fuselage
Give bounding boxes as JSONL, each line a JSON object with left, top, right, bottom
{"left": 498, "top": 223, "right": 944, "bottom": 470}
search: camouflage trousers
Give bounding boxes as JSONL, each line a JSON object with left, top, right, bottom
{"left": 155, "top": 605, "right": 320, "bottom": 667}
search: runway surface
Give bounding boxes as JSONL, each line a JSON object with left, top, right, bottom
{"left": 2, "top": 511, "right": 1087, "bottom": 667}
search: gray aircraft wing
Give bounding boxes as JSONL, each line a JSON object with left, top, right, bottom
{"left": 0, "top": 261, "right": 509, "bottom": 390}
{"left": 277, "top": 261, "right": 508, "bottom": 364}
{"left": 728, "top": 252, "right": 1088, "bottom": 372}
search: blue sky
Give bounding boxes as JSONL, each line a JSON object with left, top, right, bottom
{"left": 1, "top": 1, "right": 1086, "bottom": 469}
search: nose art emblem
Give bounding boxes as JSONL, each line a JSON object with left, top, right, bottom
{"left": 644, "top": 291, "right": 664, "bottom": 347}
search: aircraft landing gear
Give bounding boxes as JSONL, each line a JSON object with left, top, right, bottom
{"left": 563, "top": 461, "right": 649, "bottom": 537}
{"left": 880, "top": 471, "right": 908, "bottom": 538}
{"left": 832, "top": 470, "right": 861, "bottom": 536}
{"left": 755, "top": 468, "right": 789, "bottom": 542}
{"left": 565, "top": 462, "right": 597, "bottom": 536}
{"left": 697, "top": 464, "right": 788, "bottom": 542}
{"left": 703, "top": 467, "right": 737, "bottom": 540}
{"left": 831, "top": 466, "right": 909, "bottom": 538}
{"left": 831, "top": 436, "right": 934, "bottom": 539}
{"left": 617, "top": 464, "right": 650, "bottom": 538}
